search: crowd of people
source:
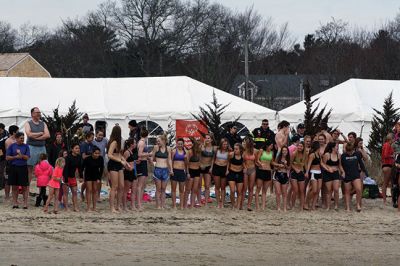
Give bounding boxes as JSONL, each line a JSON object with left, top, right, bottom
{"left": 0, "top": 106, "right": 399, "bottom": 214}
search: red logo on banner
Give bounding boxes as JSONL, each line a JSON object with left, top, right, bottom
{"left": 176, "top": 120, "right": 208, "bottom": 148}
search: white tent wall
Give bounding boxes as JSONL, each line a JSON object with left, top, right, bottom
{"left": 0, "top": 76, "right": 276, "bottom": 138}
{"left": 278, "top": 79, "right": 400, "bottom": 141}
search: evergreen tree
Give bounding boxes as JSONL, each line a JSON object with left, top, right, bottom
{"left": 43, "top": 100, "right": 83, "bottom": 148}
{"left": 303, "top": 80, "right": 332, "bottom": 136}
{"left": 368, "top": 92, "right": 399, "bottom": 154}
{"left": 192, "top": 91, "right": 238, "bottom": 144}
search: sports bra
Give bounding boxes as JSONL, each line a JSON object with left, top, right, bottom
{"left": 260, "top": 151, "right": 273, "bottom": 162}
{"left": 173, "top": 149, "right": 185, "bottom": 161}
{"left": 311, "top": 153, "right": 321, "bottom": 166}
{"left": 155, "top": 148, "right": 168, "bottom": 159}
{"left": 201, "top": 148, "right": 214, "bottom": 158}
{"left": 126, "top": 150, "right": 135, "bottom": 163}
{"left": 244, "top": 153, "right": 255, "bottom": 161}
{"left": 189, "top": 151, "right": 200, "bottom": 162}
{"left": 327, "top": 154, "right": 339, "bottom": 166}
{"left": 216, "top": 150, "right": 228, "bottom": 160}
{"left": 230, "top": 155, "right": 243, "bottom": 166}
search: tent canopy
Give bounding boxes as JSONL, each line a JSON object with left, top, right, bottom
{"left": 279, "top": 78, "right": 400, "bottom": 138}
{"left": 0, "top": 76, "right": 276, "bottom": 134}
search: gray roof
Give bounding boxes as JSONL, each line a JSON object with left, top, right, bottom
{"left": 231, "top": 74, "right": 335, "bottom": 98}
{"left": 0, "top": 53, "right": 29, "bottom": 71}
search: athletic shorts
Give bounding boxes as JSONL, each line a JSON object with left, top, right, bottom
{"left": 256, "top": 168, "right": 272, "bottom": 181}
{"left": 136, "top": 161, "right": 148, "bottom": 177}
{"left": 274, "top": 172, "right": 289, "bottom": 185}
{"left": 227, "top": 171, "right": 244, "bottom": 183}
{"left": 200, "top": 165, "right": 211, "bottom": 174}
{"left": 153, "top": 167, "right": 170, "bottom": 182}
{"left": 291, "top": 170, "right": 305, "bottom": 182}
{"left": 8, "top": 165, "right": 29, "bottom": 186}
{"left": 171, "top": 169, "right": 187, "bottom": 182}
{"left": 124, "top": 169, "right": 137, "bottom": 182}
{"left": 27, "top": 145, "right": 46, "bottom": 166}
{"left": 107, "top": 160, "right": 123, "bottom": 172}
{"left": 344, "top": 176, "right": 360, "bottom": 183}
{"left": 84, "top": 176, "right": 100, "bottom": 182}
{"left": 65, "top": 177, "right": 77, "bottom": 187}
{"left": 323, "top": 170, "right": 340, "bottom": 182}
{"left": 212, "top": 164, "right": 227, "bottom": 177}
{"left": 189, "top": 168, "right": 200, "bottom": 178}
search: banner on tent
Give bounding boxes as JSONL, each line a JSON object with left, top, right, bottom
{"left": 176, "top": 120, "right": 208, "bottom": 148}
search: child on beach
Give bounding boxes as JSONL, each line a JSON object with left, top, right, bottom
{"left": 44, "top": 157, "right": 65, "bottom": 214}
{"left": 34, "top": 154, "right": 53, "bottom": 207}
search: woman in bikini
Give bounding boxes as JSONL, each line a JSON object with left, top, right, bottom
{"left": 199, "top": 134, "right": 215, "bottom": 207}
{"left": 273, "top": 146, "right": 291, "bottom": 212}
{"left": 226, "top": 143, "right": 245, "bottom": 209}
{"left": 242, "top": 137, "right": 257, "bottom": 211}
{"left": 171, "top": 138, "right": 188, "bottom": 209}
{"left": 184, "top": 138, "right": 201, "bottom": 208}
{"left": 321, "top": 142, "right": 341, "bottom": 210}
{"left": 290, "top": 142, "right": 307, "bottom": 211}
{"left": 152, "top": 134, "right": 173, "bottom": 209}
{"left": 255, "top": 140, "right": 274, "bottom": 211}
{"left": 211, "top": 138, "right": 230, "bottom": 208}
{"left": 107, "top": 125, "right": 128, "bottom": 213}
{"left": 305, "top": 141, "right": 322, "bottom": 210}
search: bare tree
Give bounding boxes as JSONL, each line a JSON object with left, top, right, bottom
{"left": 16, "top": 23, "right": 49, "bottom": 49}
{"left": 0, "top": 21, "right": 17, "bottom": 52}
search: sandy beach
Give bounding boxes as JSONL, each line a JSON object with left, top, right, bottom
{"left": 1, "top": 188, "right": 400, "bottom": 266}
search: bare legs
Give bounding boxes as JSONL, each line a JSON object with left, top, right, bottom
{"left": 243, "top": 171, "right": 256, "bottom": 210}
{"left": 109, "top": 170, "right": 124, "bottom": 213}
{"left": 171, "top": 180, "right": 185, "bottom": 209}
{"left": 44, "top": 187, "right": 59, "bottom": 213}
{"left": 213, "top": 176, "right": 227, "bottom": 208}
{"left": 137, "top": 175, "right": 147, "bottom": 210}
{"left": 274, "top": 181, "right": 288, "bottom": 211}
{"left": 344, "top": 179, "right": 363, "bottom": 211}
{"left": 85, "top": 181, "right": 98, "bottom": 211}
{"left": 290, "top": 179, "right": 305, "bottom": 211}
{"left": 184, "top": 176, "right": 200, "bottom": 208}
{"left": 382, "top": 166, "right": 392, "bottom": 205}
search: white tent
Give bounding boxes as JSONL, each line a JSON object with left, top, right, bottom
{"left": 0, "top": 76, "right": 276, "bottom": 137}
{"left": 279, "top": 78, "right": 400, "bottom": 140}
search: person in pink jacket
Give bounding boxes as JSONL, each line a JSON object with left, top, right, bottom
{"left": 34, "top": 153, "right": 53, "bottom": 207}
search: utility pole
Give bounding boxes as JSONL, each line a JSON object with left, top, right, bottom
{"left": 244, "top": 39, "right": 249, "bottom": 101}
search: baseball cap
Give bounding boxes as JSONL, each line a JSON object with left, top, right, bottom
{"left": 297, "top": 123, "right": 305, "bottom": 129}
{"left": 291, "top": 135, "right": 300, "bottom": 143}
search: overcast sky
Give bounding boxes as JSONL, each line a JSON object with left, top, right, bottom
{"left": 1, "top": 0, "right": 399, "bottom": 42}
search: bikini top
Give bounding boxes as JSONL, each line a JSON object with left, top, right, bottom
{"left": 311, "top": 153, "right": 321, "bottom": 166}
{"left": 216, "top": 150, "right": 228, "bottom": 160}
{"left": 201, "top": 148, "right": 214, "bottom": 158}
{"left": 260, "top": 150, "right": 273, "bottom": 162}
{"left": 293, "top": 154, "right": 305, "bottom": 167}
{"left": 155, "top": 148, "right": 168, "bottom": 159}
{"left": 327, "top": 153, "right": 339, "bottom": 166}
{"left": 244, "top": 153, "right": 255, "bottom": 161}
{"left": 230, "top": 155, "right": 243, "bottom": 166}
{"left": 173, "top": 149, "right": 185, "bottom": 161}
